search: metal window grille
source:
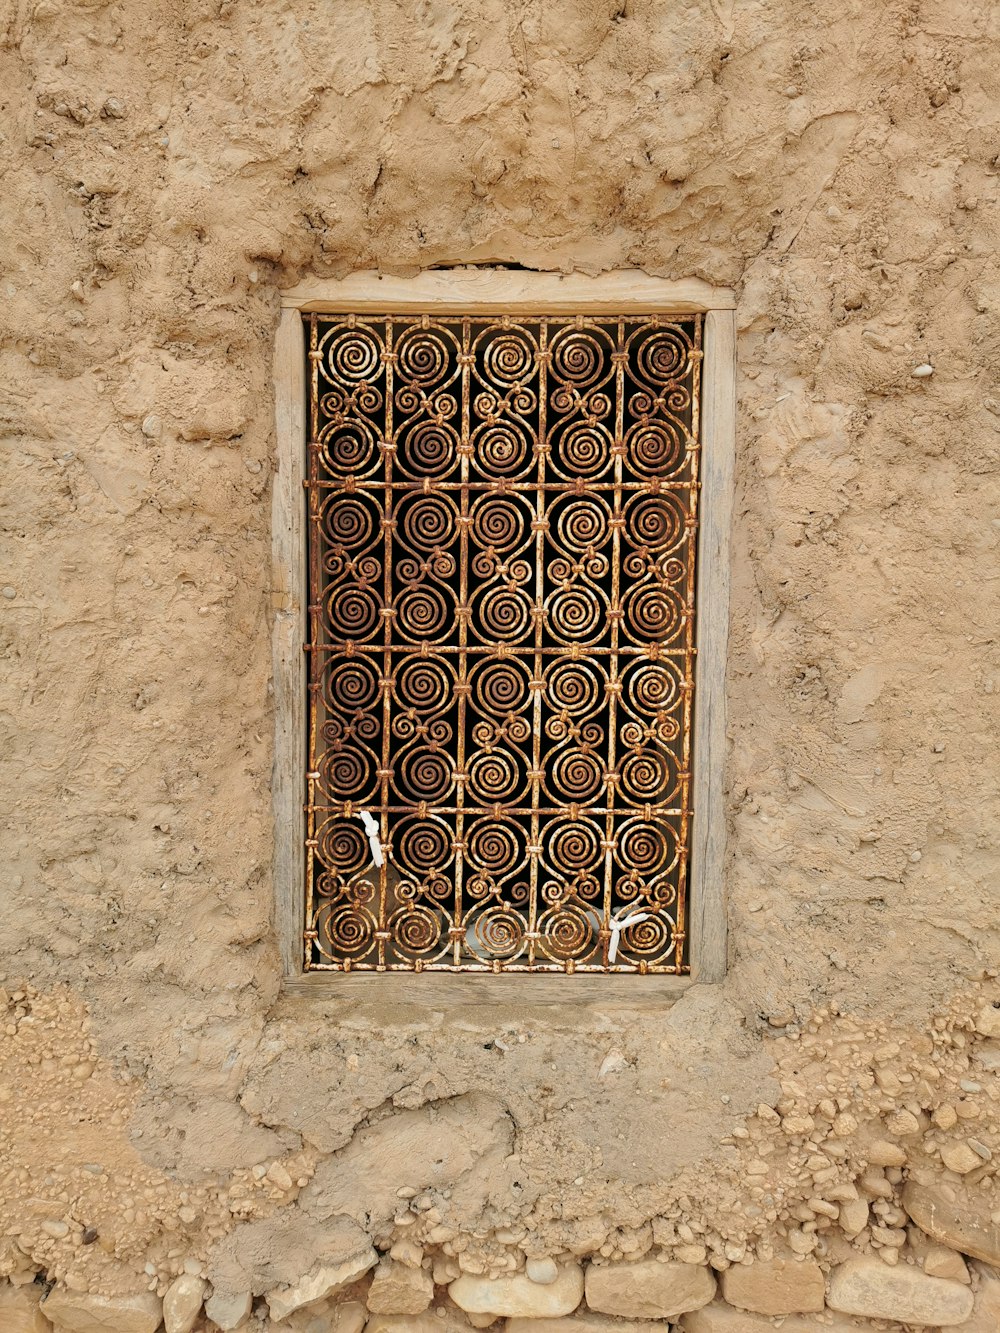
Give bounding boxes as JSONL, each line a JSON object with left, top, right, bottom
{"left": 304, "top": 312, "right": 702, "bottom": 973}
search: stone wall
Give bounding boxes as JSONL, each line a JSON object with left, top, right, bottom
{"left": 0, "top": 984, "right": 998, "bottom": 1329}
{"left": 1, "top": 0, "right": 1000, "bottom": 1331}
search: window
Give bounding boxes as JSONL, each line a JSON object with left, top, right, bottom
{"left": 273, "top": 273, "right": 734, "bottom": 989}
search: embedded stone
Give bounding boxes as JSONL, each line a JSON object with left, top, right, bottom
{"left": 41, "top": 1287, "right": 163, "bottom": 1333}
{"left": 365, "top": 1312, "right": 480, "bottom": 1332}
{"left": 886, "top": 1109, "right": 921, "bottom": 1137}
{"left": 203, "top": 1289, "right": 252, "bottom": 1330}
{"left": 450, "top": 1264, "right": 583, "bottom": 1317}
{"left": 0, "top": 1281, "right": 52, "bottom": 1333}
{"left": 283, "top": 1301, "right": 367, "bottom": 1333}
{"left": 163, "top": 1274, "right": 207, "bottom": 1333}
{"left": 681, "top": 1303, "right": 866, "bottom": 1332}
{"left": 266, "top": 1161, "right": 294, "bottom": 1191}
{"left": 868, "top": 1139, "right": 907, "bottom": 1167}
{"left": 434, "top": 1255, "right": 462, "bottom": 1284}
{"left": 330, "top": 1303, "right": 368, "bottom": 1333}
{"left": 903, "top": 1178, "right": 1000, "bottom": 1265}
{"left": 508, "top": 1316, "right": 672, "bottom": 1331}
{"left": 526, "top": 1257, "right": 559, "bottom": 1285}
{"left": 209, "top": 1213, "right": 374, "bottom": 1308}
{"left": 719, "top": 1256, "right": 824, "bottom": 1315}
{"left": 963, "top": 1261, "right": 1000, "bottom": 1333}
{"left": 267, "top": 1251, "right": 377, "bottom": 1322}
{"left": 921, "top": 1245, "right": 969, "bottom": 1283}
{"left": 827, "top": 1257, "right": 974, "bottom": 1325}
{"left": 585, "top": 1259, "right": 716, "bottom": 1319}
{"left": 675, "top": 1245, "right": 708, "bottom": 1266}
{"left": 934, "top": 1103, "right": 959, "bottom": 1129}
{"left": 366, "top": 1259, "right": 433, "bottom": 1315}
{"left": 940, "top": 1140, "right": 982, "bottom": 1175}
{"left": 974, "top": 1002, "right": 1000, "bottom": 1037}
{"left": 839, "top": 1197, "right": 870, "bottom": 1236}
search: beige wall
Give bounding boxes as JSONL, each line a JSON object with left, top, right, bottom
{"left": 1, "top": 0, "right": 999, "bottom": 1324}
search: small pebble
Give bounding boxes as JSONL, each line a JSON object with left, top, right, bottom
{"left": 599, "top": 1050, "right": 627, "bottom": 1078}
{"left": 265, "top": 1161, "right": 293, "bottom": 1191}
{"left": 941, "top": 1140, "right": 981, "bottom": 1175}
{"left": 911, "top": 363, "right": 934, "bottom": 377}
{"left": 525, "top": 1257, "right": 558, "bottom": 1285}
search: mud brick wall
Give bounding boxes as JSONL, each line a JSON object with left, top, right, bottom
{"left": 1, "top": 1, "right": 999, "bottom": 1330}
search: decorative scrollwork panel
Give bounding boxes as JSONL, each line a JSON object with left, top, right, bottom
{"left": 305, "top": 312, "right": 702, "bottom": 973}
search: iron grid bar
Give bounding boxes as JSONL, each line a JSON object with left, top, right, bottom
{"left": 304, "top": 312, "right": 702, "bottom": 974}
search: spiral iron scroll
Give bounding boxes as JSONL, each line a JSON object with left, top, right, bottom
{"left": 305, "top": 313, "right": 701, "bottom": 973}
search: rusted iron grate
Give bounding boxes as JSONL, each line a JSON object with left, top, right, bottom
{"left": 304, "top": 312, "right": 702, "bottom": 973}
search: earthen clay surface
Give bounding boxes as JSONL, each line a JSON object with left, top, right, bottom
{"left": 1, "top": 0, "right": 1000, "bottom": 1328}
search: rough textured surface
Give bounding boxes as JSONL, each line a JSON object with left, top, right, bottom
{"left": 911, "top": 1236, "right": 970, "bottom": 1283}
{"left": 827, "top": 1257, "right": 974, "bottom": 1325}
{"left": 507, "top": 1317, "right": 670, "bottom": 1332}
{"left": 681, "top": 1303, "right": 867, "bottom": 1333}
{"left": 903, "top": 1178, "right": 1000, "bottom": 1266}
{"left": 719, "top": 1257, "right": 824, "bottom": 1315}
{"left": 279, "top": 1301, "right": 368, "bottom": 1333}
{"left": 964, "top": 1261, "right": 1000, "bottom": 1333}
{"left": 363, "top": 1312, "right": 478, "bottom": 1333}
{"left": 450, "top": 1265, "right": 584, "bottom": 1317}
{"left": 300, "top": 1093, "right": 514, "bottom": 1225}
{"left": 1, "top": 0, "right": 1000, "bottom": 1327}
{"left": 40, "top": 1288, "right": 162, "bottom": 1333}
{"left": 266, "top": 1251, "right": 377, "bottom": 1323}
{"left": 0, "top": 1282, "right": 53, "bottom": 1333}
{"left": 208, "top": 1212, "right": 375, "bottom": 1304}
{"left": 585, "top": 1259, "right": 716, "bottom": 1319}
{"left": 203, "top": 1289, "right": 252, "bottom": 1330}
{"left": 364, "top": 1259, "right": 434, "bottom": 1315}
{"left": 161, "top": 1274, "right": 206, "bottom": 1333}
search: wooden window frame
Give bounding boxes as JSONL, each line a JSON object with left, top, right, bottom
{"left": 272, "top": 270, "right": 736, "bottom": 1002}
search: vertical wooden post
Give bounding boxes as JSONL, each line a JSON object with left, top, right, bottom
{"left": 690, "top": 308, "right": 736, "bottom": 983}
{"left": 272, "top": 308, "right": 307, "bottom": 978}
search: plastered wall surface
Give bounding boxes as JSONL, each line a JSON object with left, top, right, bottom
{"left": 1, "top": 1, "right": 1000, "bottom": 1330}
